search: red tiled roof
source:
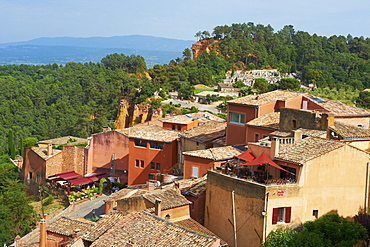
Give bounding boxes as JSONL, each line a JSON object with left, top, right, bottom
{"left": 89, "top": 211, "right": 219, "bottom": 247}
{"left": 177, "top": 218, "right": 227, "bottom": 246}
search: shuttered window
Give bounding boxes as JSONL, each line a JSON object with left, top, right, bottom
{"left": 272, "top": 207, "right": 291, "bottom": 224}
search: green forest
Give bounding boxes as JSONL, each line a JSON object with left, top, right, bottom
{"left": 0, "top": 22, "right": 369, "bottom": 245}
{"left": 0, "top": 23, "right": 369, "bottom": 156}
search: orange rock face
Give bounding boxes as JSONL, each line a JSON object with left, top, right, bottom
{"left": 191, "top": 39, "right": 220, "bottom": 59}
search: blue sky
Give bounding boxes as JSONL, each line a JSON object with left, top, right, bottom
{"left": 1, "top": 0, "right": 369, "bottom": 43}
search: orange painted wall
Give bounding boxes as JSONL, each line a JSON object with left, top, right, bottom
{"left": 163, "top": 120, "right": 200, "bottom": 131}
{"left": 128, "top": 139, "right": 178, "bottom": 185}
{"left": 184, "top": 155, "right": 214, "bottom": 179}
{"left": 22, "top": 148, "right": 47, "bottom": 184}
{"left": 85, "top": 131, "right": 129, "bottom": 183}
{"left": 246, "top": 125, "right": 275, "bottom": 143}
{"left": 226, "top": 104, "right": 255, "bottom": 145}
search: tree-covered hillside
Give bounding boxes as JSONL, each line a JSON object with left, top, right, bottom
{"left": 194, "top": 23, "right": 370, "bottom": 89}
{"left": 0, "top": 22, "right": 369, "bottom": 156}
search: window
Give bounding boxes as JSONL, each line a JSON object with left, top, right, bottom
{"left": 151, "top": 162, "right": 155, "bottom": 170}
{"left": 149, "top": 174, "right": 154, "bottom": 180}
{"left": 292, "top": 120, "right": 297, "bottom": 128}
{"left": 140, "top": 160, "right": 144, "bottom": 168}
{"left": 230, "top": 112, "right": 245, "bottom": 124}
{"left": 172, "top": 125, "right": 176, "bottom": 130}
{"left": 134, "top": 140, "right": 147, "bottom": 148}
{"left": 196, "top": 142, "right": 199, "bottom": 147}
{"left": 255, "top": 134, "right": 260, "bottom": 142}
{"left": 136, "top": 159, "right": 144, "bottom": 168}
{"left": 156, "top": 163, "right": 161, "bottom": 170}
{"left": 312, "top": 210, "right": 318, "bottom": 219}
{"left": 272, "top": 207, "right": 291, "bottom": 224}
{"left": 177, "top": 125, "right": 182, "bottom": 131}
{"left": 28, "top": 172, "right": 33, "bottom": 180}
{"left": 192, "top": 166, "right": 199, "bottom": 178}
{"left": 135, "top": 160, "right": 140, "bottom": 167}
{"left": 150, "top": 142, "right": 163, "bottom": 150}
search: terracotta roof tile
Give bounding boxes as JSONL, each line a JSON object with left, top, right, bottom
{"left": 89, "top": 211, "right": 218, "bottom": 247}
{"left": 211, "top": 136, "right": 227, "bottom": 146}
{"left": 304, "top": 96, "right": 370, "bottom": 116}
{"left": 270, "top": 128, "right": 326, "bottom": 138}
{"left": 38, "top": 136, "right": 88, "bottom": 145}
{"left": 82, "top": 212, "right": 126, "bottom": 242}
{"left": 177, "top": 217, "right": 227, "bottom": 245}
{"left": 275, "top": 137, "right": 345, "bottom": 164}
{"left": 47, "top": 216, "right": 95, "bottom": 237}
{"left": 228, "top": 90, "right": 306, "bottom": 106}
{"left": 143, "top": 190, "right": 191, "bottom": 212}
{"left": 183, "top": 179, "right": 207, "bottom": 197}
{"left": 116, "top": 125, "right": 179, "bottom": 142}
{"left": 160, "top": 112, "right": 225, "bottom": 124}
{"left": 31, "top": 147, "right": 62, "bottom": 160}
{"left": 180, "top": 121, "right": 226, "bottom": 143}
{"left": 183, "top": 146, "right": 242, "bottom": 161}
{"left": 329, "top": 121, "right": 370, "bottom": 139}
{"left": 247, "top": 112, "right": 280, "bottom": 129}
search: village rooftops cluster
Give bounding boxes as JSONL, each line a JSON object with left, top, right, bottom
{"left": 228, "top": 90, "right": 306, "bottom": 106}
{"left": 275, "top": 137, "right": 345, "bottom": 164}
{"left": 183, "top": 146, "right": 242, "bottom": 161}
{"left": 89, "top": 211, "right": 219, "bottom": 247}
{"left": 180, "top": 121, "right": 227, "bottom": 143}
{"left": 117, "top": 125, "right": 179, "bottom": 143}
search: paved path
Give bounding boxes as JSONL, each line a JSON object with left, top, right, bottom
{"left": 66, "top": 194, "right": 108, "bottom": 219}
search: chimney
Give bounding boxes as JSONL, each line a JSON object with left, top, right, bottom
{"left": 39, "top": 218, "right": 47, "bottom": 247}
{"left": 327, "top": 113, "right": 335, "bottom": 127}
{"left": 270, "top": 137, "right": 280, "bottom": 157}
{"left": 47, "top": 144, "right": 53, "bottom": 156}
{"left": 155, "top": 198, "right": 162, "bottom": 218}
{"left": 294, "top": 130, "right": 303, "bottom": 143}
{"left": 102, "top": 126, "right": 111, "bottom": 133}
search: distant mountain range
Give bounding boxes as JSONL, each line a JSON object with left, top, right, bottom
{"left": 0, "top": 35, "right": 195, "bottom": 67}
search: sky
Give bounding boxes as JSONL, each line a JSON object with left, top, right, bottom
{"left": 1, "top": 0, "right": 369, "bottom": 43}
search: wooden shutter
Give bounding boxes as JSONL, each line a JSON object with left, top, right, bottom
{"left": 272, "top": 208, "right": 278, "bottom": 224}
{"left": 285, "top": 207, "right": 292, "bottom": 223}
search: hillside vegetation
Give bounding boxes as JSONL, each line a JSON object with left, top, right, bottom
{"left": 0, "top": 23, "right": 369, "bottom": 156}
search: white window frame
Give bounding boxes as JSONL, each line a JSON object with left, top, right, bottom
{"left": 230, "top": 112, "right": 245, "bottom": 125}
{"left": 191, "top": 166, "right": 199, "bottom": 178}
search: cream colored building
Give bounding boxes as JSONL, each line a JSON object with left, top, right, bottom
{"left": 205, "top": 137, "right": 370, "bottom": 247}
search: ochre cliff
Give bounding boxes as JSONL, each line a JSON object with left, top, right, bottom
{"left": 114, "top": 99, "right": 162, "bottom": 129}
{"left": 191, "top": 39, "right": 220, "bottom": 59}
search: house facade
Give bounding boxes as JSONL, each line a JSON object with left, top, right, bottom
{"left": 205, "top": 137, "right": 370, "bottom": 246}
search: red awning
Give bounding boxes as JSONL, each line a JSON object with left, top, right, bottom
{"left": 236, "top": 150, "right": 256, "bottom": 162}
{"left": 96, "top": 173, "right": 108, "bottom": 179}
{"left": 69, "top": 177, "right": 94, "bottom": 186}
{"left": 240, "top": 152, "right": 290, "bottom": 173}
{"left": 85, "top": 175, "right": 99, "bottom": 182}
{"left": 55, "top": 171, "right": 82, "bottom": 180}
